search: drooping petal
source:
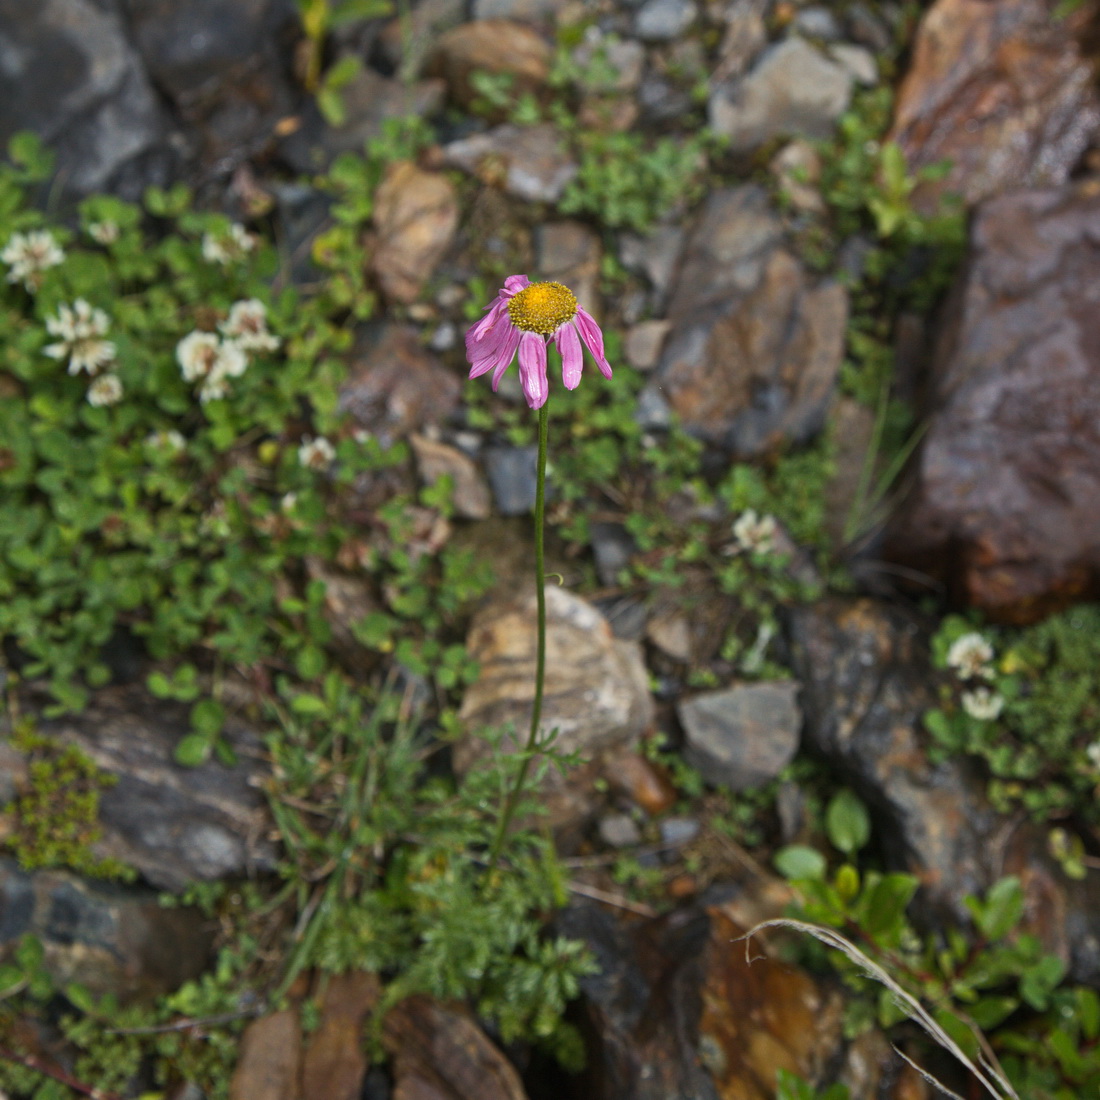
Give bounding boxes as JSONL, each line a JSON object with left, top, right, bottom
{"left": 466, "top": 294, "right": 509, "bottom": 347}
{"left": 502, "top": 274, "right": 531, "bottom": 295}
{"left": 557, "top": 321, "right": 583, "bottom": 389}
{"left": 470, "top": 323, "right": 519, "bottom": 381}
{"left": 516, "top": 331, "right": 548, "bottom": 409}
{"left": 574, "top": 307, "right": 613, "bottom": 378}
{"left": 488, "top": 327, "right": 521, "bottom": 389}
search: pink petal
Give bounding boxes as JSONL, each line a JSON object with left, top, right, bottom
{"left": 502, "top": 274, "right": 531, "bottom": 295}
{"left": 517, "top": 331, "right": 548, "bottom": 409}
{"left": 470, "top": 324, "right": 519, "bottom": 381}
{"left": 557, "top": 321, "right": 583, "bottom": 389}
{"left": 489, "top": 327, "right": 521, "bottom": 389}
{"left": 466, "top": 295, "right": 508, "bottom": 348}
{"left": 575, "top": 307, "right": 613, "bottom": 378}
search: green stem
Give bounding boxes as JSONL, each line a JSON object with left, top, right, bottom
{"left": 487, "top": 400, "right": 549, "bottom": 869}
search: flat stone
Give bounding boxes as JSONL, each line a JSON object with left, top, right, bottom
{"left": 708, "top": 37, "right": 852, "bottom": 153}
{"left": 651, "top": 247, "right": 848, "bottom": 457}
{"left": 456, "top": 586, "right": 653, "bottom": 831}
{"left": 678, "top": 682, "right": 801, "bottom": 791}
{"left": 229, "top": 1010, "right": 303, "bottom": 1100}
{"left": 0, "top": 857, "right": 212, "bottom": 1001}
{"left": 410, "top": 433, "right": 492, "bottom": 520}
{"left": 441, "top": 123, "right": 578, "bottom": 204}
{"left": 339, "top": 324, "right": 461, "bottom": 448}
{"left": 0, "top": 0, "right": 177, "bottom": 197}
{"left": 427, "top": 19, "right": 551, "bottom": 111}
{"left": 885, "top": 184, "right": 1100, "bottom": 620}
{"left": 889, "top": 0, "right": 1100, "bottom": 211}
{"left": 32, "top": 686, "right": 276, "bottom": 892}
{"left": 371, "top": 161, "right": 459, "bottom": 304}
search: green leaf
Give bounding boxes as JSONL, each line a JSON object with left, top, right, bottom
{"left": 774, "top": 844, "right": 827, "bottom": 881}
{"left": 969, "top": 876, "right": 1024, "bottom": 941}
{"left": 189, "top": 698, "right": 225, "bottom": 739}
{"left": 1078, "top": 987, "right": 1100, "bottom": 1040}
{"left": 290, "top": 693, "right": 328, "bottom": 716}
{"left": 825, "top": 789, "right": 871, "bottom": 856}
{"left": 174, "top": 733, "right": 211, "bottom": 767}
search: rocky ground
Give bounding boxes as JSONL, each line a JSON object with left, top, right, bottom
{"left": 1, "top": 0, "right": 1100, "bottom": 1098}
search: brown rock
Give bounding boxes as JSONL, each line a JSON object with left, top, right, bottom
{"left": 624, "top": 319, "right": 671, "bottom": 371}
{"left": 885, "top": 184, "right": 1100, "bottom": 621}
{"left": 410, "top": 434, "right": 492, "bottom": 520}
{"left": 339, "top": 324, "right": 461, "bottom": 447}
{"left": 427, "top": 19, "right": 551, "bottom": 112}
{"left": 301, "top": 972, "right": 381, "bottom": 1100}
{"left": 304, "top": 556, "right": 381, "bottom": 666}
{"left": 604, "top": 750, "right": 678, "bottom": 816}
{"left": 229, "top": 1009, "right": 303, "bottom": 1100}
{"left": 700, "top": 909, "right": 845, "bottom": 1098}
{"left": 441, "top": 123, "right": 577, "bottom": 204}
{"left": 533, "top": 220, "right": 602, "bottom": 317}
{"left": 655, "top": 248, "right": 847, "bottom": 457}
{"left": 456, "top": 586, "right": 653, "bottom": 831}
{"left": 889, "top": 0, "right": 1100, "bottom": 211}
{"left": 384, "top": 996, "right": 528, "bottom": 1100}
{"left": 372, "top": 161, "right": 459, "bottom": 304}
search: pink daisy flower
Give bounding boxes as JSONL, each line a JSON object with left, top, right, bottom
{"left": 465, "top": 275, "right": 613, "bottom": 409}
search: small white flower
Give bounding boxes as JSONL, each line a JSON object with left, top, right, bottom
{"left": 961, "top": 687, "right": 1004, "bottom": 722}
{"left": 177, "top": 331, "right": 248, "bottom": 401}
{"left": 87, "top": 373, "right": 123, "bottom": 407}
{"left": 352, "top": 428, "right": 372, "bottom": 445}
{"left": 44, "top": 299, "right": 116, "bottom": 376}
{"left": 732, "top": 509, "right": 778, "bottom": 555}
{"left": 946, "top": 632, "right": 994, "bottom": 679}
{"left": 280, "top": 492, "right": 298, "bottom": 512}
{"left": 2, "top": 229, "right": 64, "bottom": 290}
{"left": 298, "top": 436, "right": 335, "bottom": 470}
{"left": 146, "top": 429, "right": 186, "bottom": 453}
{"left": 1086, "top": 740, "right": 1100, "bottom": 771}
{"left": 201, "top": 223, "right": 255, "bottom": 266}
{"left": 220, "top": 298, "right": 279, "bottom": 353}
{"left": 88, "top": 220, "right": 120, "bottom": 245}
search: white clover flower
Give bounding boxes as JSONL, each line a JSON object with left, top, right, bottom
{"left": 732, "top": 509, "right": 779, "bottom": 555}
{"left": 199, "top": 372, "right": 231, "bottom": 403}
{"left": 2, "top": 229, "right": 64, "bottom": 290}
{"left": 87, "top": 374, "right": 123, "bottom": 407}
{"left": 298, "top": 436, "right": 336, "bottom": 470}
{"left": 280, "top": 492, "right": 298, "bottom": 512}
{"left": 177, "top": 331, "right": 220, "bottom": 382}
{"left": 146, "top": 429, "right": 186, "bottom": 453}
{"left": 961, "top": 687, "right": 1004, "bottom": 722}
{"left": 201, "top": 223, "right": 255, "bottom": 266}
{"left": 219, "top": 298, "right": 279, "bottom": 353}
{"left": 1086, "top": 740, "right": 1100, "bottom": 772}
{"left": 88, "top": 220, "right": 120, "bottom": 245}
{"left": 177, "top": 331, "right": 248, "bottom": 403}
{"left": 946, "top": 632, "right": 994, "bottom": 679}
{"left": 44, "top": 299, "right": 116, "bottom": 376}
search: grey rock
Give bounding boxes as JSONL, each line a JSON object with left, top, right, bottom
{"left": 712, "top": 0, "right": 768, "bottom": 84}
{"left": 624, "top": 320, "right": 672, "bottom": 371}
{"left": 844, "top": 2, "right": 893, "bottom": 52}
{"left": 634, "top": 386, "right": 673, "bottom": 430}
{"left": 411, "top": 433, "right": 492, "bottom": 520}
{"left": 34, "top": 686, "right": 277, "bottom": 892}
{"left": 0, "top": 0, "right": 178, "bottom": 197}
{"left": 599, "top": 813, "right": 643, "bottom": 848}
{"left": 658, "top": 816, "right": 700, "bottom": 846}
{"left": 788, "top": 598, "right": 1001, "bottom": 918}
{"left": 590, "top": 522, "right": 637, "bottom": 587}
{"left": 619, "top": 224, "right": 687, "bottom": 307}
{"left": 637, "top": 74, "right": 696, "bottom": 124}
{"left": 795, "top": 7, "right": 841, "bottom": 40}
{"left": 473, "top": 0, "right": 562, "bottom": 18}
{"left": 829, "top": 43, "right": 878, "bottom": 87}
{"left": 534, "top": 221, "right": 602, "bottom": 317}
{"left": 678, "top": 682, "right": 801, "bottom": 791}
{"left": 571, "top": 34, "right": 646, "bottom": 93}
{"left": 441, "top": 123, "right": 578, "bottom": 204}
{"left": 708, "top": 37, "right": 852, "bottom": 153}
{"left": 484, "top": 445, "right": 538, "bottom": 516}
{"left": 635, "top": 0, "right": 697, "bottom": 41}
{"left": 0, "top": 858, "right": 213, "bottom": 1001}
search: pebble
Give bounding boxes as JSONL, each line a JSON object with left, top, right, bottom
{"left": 635, "top": 0, "right": 697, "bottom": 41}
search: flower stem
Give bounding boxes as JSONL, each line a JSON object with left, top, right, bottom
{"left": 487, "top": 400, "right": 549, "bottom": 869}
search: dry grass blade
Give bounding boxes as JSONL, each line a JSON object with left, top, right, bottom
{"left": 742, "top": 918, "right": 1021, "bottom": 1100}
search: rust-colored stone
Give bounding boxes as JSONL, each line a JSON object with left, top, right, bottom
{"left": 229, "top": 1009, "right": 303, "bottom": 1100}
{"left": 301, "top": 972, "right": 381, "bottom": 1100}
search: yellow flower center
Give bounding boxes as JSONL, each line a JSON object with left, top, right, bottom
{"left": 507, "top": 281, "right": 577, "bottom": 336}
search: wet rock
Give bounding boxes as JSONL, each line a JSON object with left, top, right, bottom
{"left": 483, "top": 445, "right": 538, "bottom": 516}
{"left": 456, "top": 586, "right": 653, "bottom": 831}
{"left": 889, "top": 0, "right": 1100, "bottom": 212}
{"left": 678, "top": 681, "right": 802, "bottom": 791}
{"left": 339, "top": 325, "right": 461, "bottom": 447}
{"left": 371, "top": 161, "right": 459, "bottom": 304}
{"left": 709, "top": 37, "right": 852, "bottom": 153}
{"left": 229, "top": 1009, "right": 303, "bottom": 1100}
{"left": 301, "top": 972, "right": 381, "bottom": 1100}
{"left": 427, "top": 19, "right": 550, "bottom": 112}
{"left": 384, "top": 996, "right": 528, "bottom": 1100}
{"left": 635, "top": 0, "right": 698, "bottom": 42}
{"left": 411, "top": 434, "right": 492, "bottom": 520}
{"left": 0, "top": 858, "right": 212, "bottom": 1001}
{"left": 624, "top": 319, "right": 671, "bottom": 371}
{"left": 652, "top": 246, "right": 848, "bottom": 457}
{"left": 33, "top": 686, "right": 276, "bottom": 892}
{"left": 885, "top": 184, "right": 1100, "bottom": 621}
{"left": 788, "top": 598, "right": 1001, "bottom": 916}
{"left": 441, "top": 123, "right": 578, "bottom": 204}
{"left": 0, "top": 0, "right": 178, "bottom": 197}
{"left": 533, "top": 221, "right": 602, "bottom": 319}
{"left": 129, "top": 0, "right": 296, "bottom": 164}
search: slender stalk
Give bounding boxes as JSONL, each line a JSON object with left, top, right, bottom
{"left": 487, "top": 400, "right": 549, "bottom": 868}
